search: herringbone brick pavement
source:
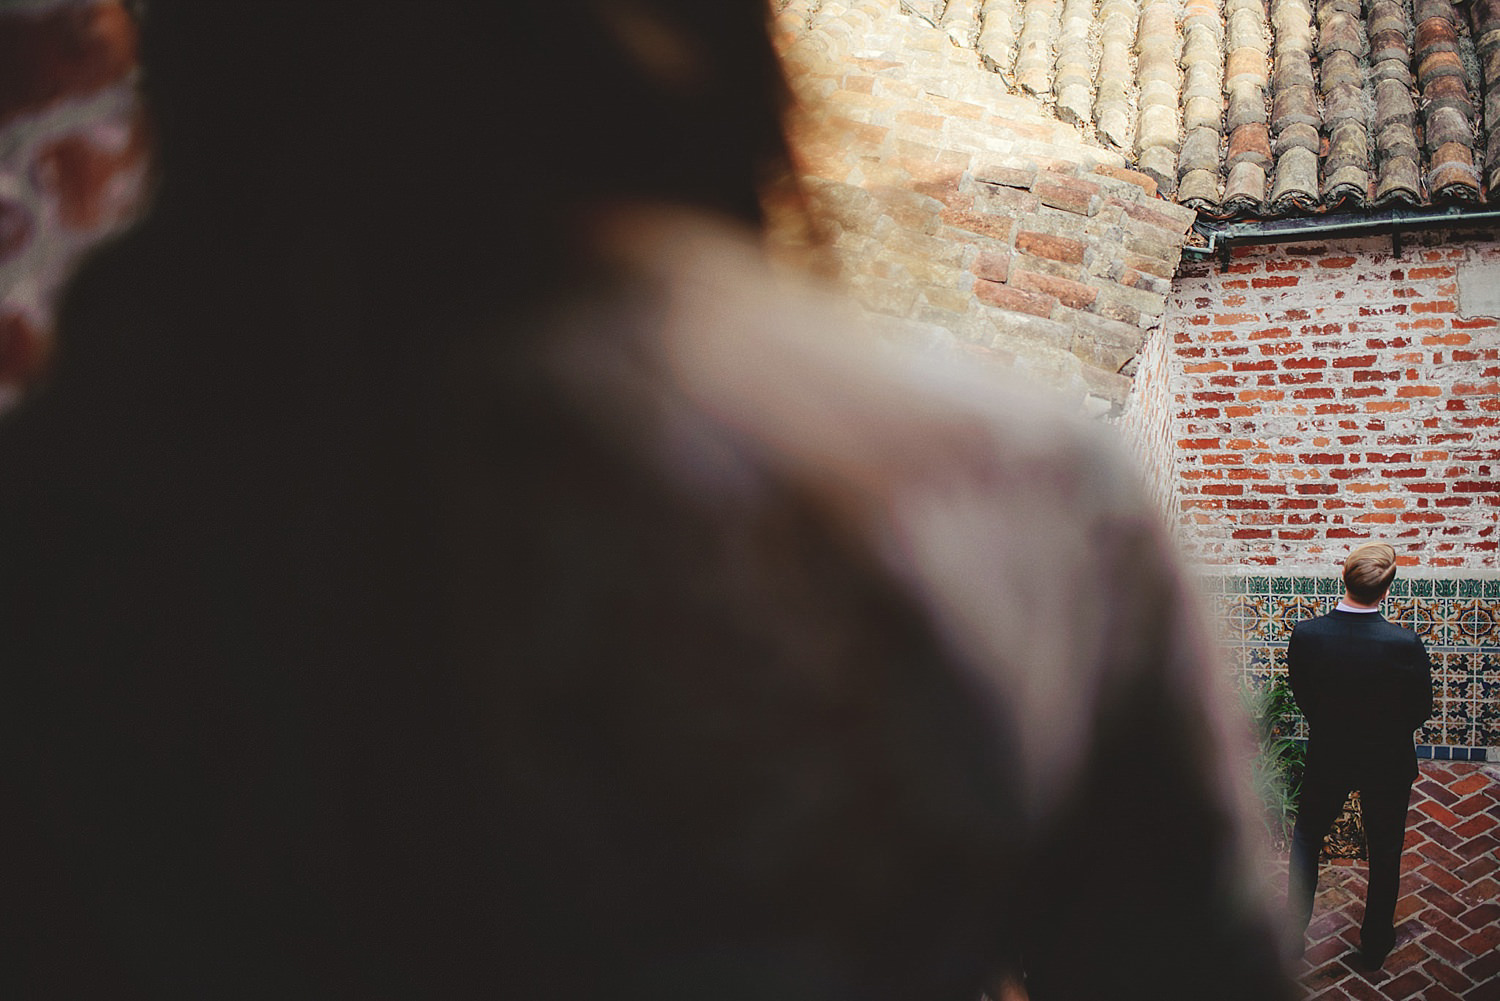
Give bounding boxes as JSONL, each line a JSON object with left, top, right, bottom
{"left": 1268, "top": 761, "right": 1500, "bottom": 1000}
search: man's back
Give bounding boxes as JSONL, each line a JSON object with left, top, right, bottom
{"left": 1288, "top": 610, "right": 1431, "bottom": 780}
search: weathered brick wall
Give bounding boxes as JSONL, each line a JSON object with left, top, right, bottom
{"left": 773, "top": 0, "right": 1197, "bottom": 416}
{"left": 1160, "top": 232, "right": 1500, "bottom": 571}
{"left": 0, "top": 0, "right": 143, "bottom": 411}
{"left": 1118, "top": 310, "right": 1180, "bottom": 521}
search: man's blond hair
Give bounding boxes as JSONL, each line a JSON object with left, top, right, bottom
{"left": 1343, "top": 542, "right": 1397, "bottom": 604}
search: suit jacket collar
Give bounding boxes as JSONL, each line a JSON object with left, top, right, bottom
{"left": 1330, "top": 608, "right": 1385, "bottom": 621}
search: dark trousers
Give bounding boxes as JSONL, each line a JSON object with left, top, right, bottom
{"left": 1287, "top": 769, "right": 1413, "bottom": 960}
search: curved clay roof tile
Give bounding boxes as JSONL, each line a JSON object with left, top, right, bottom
{"left": 1323, "top": 166, "right": 1370, "bottom": 207}
{"left": 1413, "top": 0, "right": 1459, "bottom": 25}
{"left": 1376, "top": 125, "right": 1421, "bottom": 163}
{"left": 1416, "top": 49, "right": 1467, "bottom": 88}
{"left": 1178, "top": 170, "right": 1222, "bottom": 208}
{"left": 1180, "top": 127, "right": 1222, "bottom": 174}
{"left": 1224, "top": 160, "right": 1269, "bottom": 211}
{"left": 1275, "top": 121, "right": 1322, "bottom": 154}
{"left": 977, "top": 0, "right": 1020, "bottom": 75}
{"left": 941, "top": 0, "right": 982, "bottom": 46}
{"left": 1270, "top": 1, "right": 1313, "bottom": 33}
{"left": 1226, "top": 47, "right": 1271, "bottom": 86}
{"left": 1094, "top": 0, "right": 1139, "bottom": 150}
{"left": 1014, "top": 0, "right": 1060, "bottom": 96}
{"left": 1485, "top": 132, "right": 1500, "bottom": 188}
{"left": 1474, "top": 0, "right": 1500, "bottom": 194}
{"left": 1271, "top": 59, "right": 1315, "bottom": 95}
{"left": 1318, "top": 15, "right": 1366, "bottom": 56}
{"left": 1415, "top": 18, "right": 1461, "bottom": 54}
{"left": 1425, "top": 107, "right": 1475, "bottom": 151}
{"left": 1425, "top": 92, "right": 1476, "bottom": 120}
{"left": 1367, "top": 8, "right": 1409, "bottom": 39}
{"left": 1226, "top": 87, "right": 1269, "bottom": 131}
{"left": 1374, "top": 79, "right": 1418, "bottom": 127}
{"left": 1368, "top": 29, "right": 1413, "bottom": 58}
{"left": 1326, "top": 122, "right": 1372, "bottom": 172}
{"left": 1185, "top": 0, "right": 1223, "bottom": 28}
{"left": 1271, "top": 24, "right": 1315, "bottom": 52}
{"left": 1432, "top": 140, "right": 1479, "bottom": 166}
{"left": 1429, "top": 158, "right": 1483, "bottom": 199}
{"left": 1270, "top": 145, "right": 1320, "bottom": 210}
{"left": 1319, "top": 50, "right": 1364, "bottom": 94}
{"left": 1373, "top": 158, "right": 1422, "bottom": 202}
{"left": 1226, "top": 9, "right": 1269, "bottom": 50}
{"left": 1370, "top": 57, "right": 1416, "bottom": 82}
{"left": 1323, "top": 84, "right": 1368, "bottom": 124}
{"left": 1271, "top": 87, "right": 1320, "bottom": 131}
{"left": 1475, "top": 0, "right": 1500, "bottom": 24}
{"left": 1183, "top": 95, "right": 1222, "bottom": 131}
{"left": 1229, "top": 122, "right": 1275, "bottom": 165}
{"left": 1052, "top": 0, "right": 1093, "bottom": 122}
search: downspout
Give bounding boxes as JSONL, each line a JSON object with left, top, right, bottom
{"left": 1182, "top": 205, "right": 1500, "bottom": 264}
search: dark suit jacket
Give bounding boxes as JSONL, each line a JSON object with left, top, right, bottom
{"left": 1288, "top": 609, "right": 1433, "bottom": 785}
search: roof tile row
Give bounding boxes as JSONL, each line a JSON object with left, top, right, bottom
{"left": 1478, "top": 0, "right": 1500, "bottom": 191}
{"left": 913, "top": 0, "right": 1500, "bottom": 218}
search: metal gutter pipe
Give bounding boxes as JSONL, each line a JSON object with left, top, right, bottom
{"left": 1182, "top": 205, "right": 1500, "bottom": 264}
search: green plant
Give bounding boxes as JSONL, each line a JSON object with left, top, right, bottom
{"left": 1240, "top": 676, "right": 1306, "bottom": 849}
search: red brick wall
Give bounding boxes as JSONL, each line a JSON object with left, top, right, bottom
{"left": 1161, "top": 234, "right": 1500, "bottom": 570}
{"left": 0, "top": 0, "right": 143, "bottom": 409}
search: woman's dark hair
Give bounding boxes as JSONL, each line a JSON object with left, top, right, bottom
{"left": 131, "top": 3, "right": 795, "bottom": 303}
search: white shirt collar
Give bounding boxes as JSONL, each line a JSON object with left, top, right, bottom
{"left": 1335, "top": 601, "right": 1380, "bottom": 613}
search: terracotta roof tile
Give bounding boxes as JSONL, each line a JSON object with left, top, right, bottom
{"left": 1476, "top": 0, "right": 1500, "bottom": 189}
{"left": 882, "top": 0, "right": 1500, "bottom": 218}
{"left": 1314, "top": 0, "right": 1371, "bottom": 209}
{"left": 976, "top": 0, "right": 1017, "bottom": 76}
{"left": 939, "top": 0, "right": 979, "bottom": 46}
{"left": 1014, "top": 0, "right": 1060, "bottom": 96}
{"left": 1268, "top": 0, "right": 1317, "bottom": 243}
{"left": 1134, "top": 0, "right": 1183, "bottom": 193}
{"left": 1095, "top": 0, "right": 1138, "bottom": 150}
{"left": 1054, "top": 0, "right": 1096, "bottom": 123}
{"left": 1413, "top": 0, "right": 1484, "bottom": 202}
{"left": 786, "top": 0, "right": 1500, "bottom": 325}
{"left": 1220, "top": 0, "right": 1271, "bottom": 213}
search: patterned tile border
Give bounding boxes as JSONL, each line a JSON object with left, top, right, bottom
{"left": 1201, "top": 573, "right": 1500, "bottom": 753}
{"left": 1264, "top": 737, "right": 1490, "bottom": 763}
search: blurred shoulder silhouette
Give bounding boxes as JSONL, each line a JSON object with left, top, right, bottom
{"left": 1, "top": 3, "right": 1292, "bottom": 999}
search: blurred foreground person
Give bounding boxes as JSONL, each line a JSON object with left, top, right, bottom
{"left": 2, "top": 3, "right": 1290, "bottom": 998}
{"left": 1286, "top": 543, "right": 1432, "bottom": 969}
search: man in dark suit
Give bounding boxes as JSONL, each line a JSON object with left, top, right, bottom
{"left": 1286, "top": 542, "right": 1433, "bottom": 969}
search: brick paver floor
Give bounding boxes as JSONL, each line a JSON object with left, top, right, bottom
{"left": 1267, "top": 760, "right": 1500, "bottom": 1000}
